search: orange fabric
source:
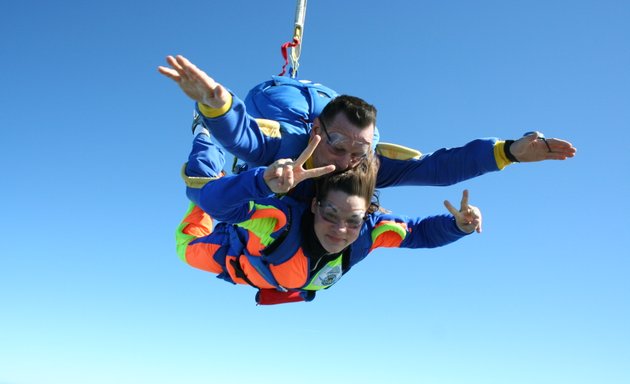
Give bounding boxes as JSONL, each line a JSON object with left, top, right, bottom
{"left": 370, "top": 231, "right": 404, "bottom": 251}
{"left": 238, "top": 257, "right": 275, "bottom": 289}
{"left": 246, "top": 233, "right": 264, "bottom": 256}
{"left": 185, "top": 243, "right": 223, "bottom": 274}
{"left": 182, "top": 205, "right": 213, "bottom": 237}
{"left": 270, "top": 249, "right": 309, "bottom": 289}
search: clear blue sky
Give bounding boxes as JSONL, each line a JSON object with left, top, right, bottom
{"left": 1, "top": 1, "right": 628, "bottom": 383}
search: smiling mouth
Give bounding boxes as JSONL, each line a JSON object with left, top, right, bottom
{"left": 326, "top": 234, "right": 345, "bottom": 244}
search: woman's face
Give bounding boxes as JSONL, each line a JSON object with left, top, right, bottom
{"left": 311, "top": 190, "right": 368, "bottom": 254}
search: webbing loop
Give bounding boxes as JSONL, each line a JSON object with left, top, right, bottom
{"left": 279, "top": 38, "right": 300, "bottom": 77}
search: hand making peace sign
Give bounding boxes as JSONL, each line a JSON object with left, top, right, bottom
{"left": 443, "top": 189, "right": 483, "bottom": 234}
{"left": 264, "top": 136, "right": 336, "bottom": 194}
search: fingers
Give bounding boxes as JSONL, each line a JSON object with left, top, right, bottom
{"left": 159, "top": 55, "right": 213, "bottom": 85}
{"left": 169, "top": 55, "right": 196, "bottom": 78}
{"left": 460, "top": 189, "right": 469, "bottom": 210}
{"left": 544, "top": 152, "right": 572, "bottom": 160}
{"left": 159, "top": 55, "right": 186, "bottom": 78}
{"left": 264, "top": 160, "right": 297, "bottom": 193}
{"left": 461, "top": 207, "right": 475, "bottom": 223}
{"left": 158, "top": 56, "right": 183, "bottom": 80}
{"left": 294, "top": 135, "right": 322, "bottom": 168}
{"left": 175, "top": 55, "right": 202, "bottom": 82}
{"left": 443, "top": 199, "right": 459, "bottom": 216}
{"left": 266, "top": 148, "right": 336, "bottom": 193}
{"left": 468, "top": 205, "right": 482, "bottom": 233}
{"left": 174, "top": 55, "right": 206, "bottom": 83}
{"left": 157, "top": 66, "right": 180, "bottom": 81}
{"left": 265, "top": 134, "right": 335, "bottom": 191}
{"left": 270, "top": 163, "right": 283, "bottom": 180}
{"left": 215, "top": 84, "right": 226, "bottom": 100}
{"left": 547, "top": 137, "right": 572, "bottom": 148}
{"left": 284, "top": 164, "right": 295, "bottom": 188}
{"left": 546, "top": 138, "right": 577, "bottom": 158}
{"left": 167, "top": 55, "right": 184, "bottom": 71}
{"left": 270, "top": 159, "right": 292, "bottom": 177}
{"left": 300, "top": 164, "right": 336, "bottom": 180}
{"left": 159, "top": 55, "right": 229, "bottom": 107}
{"left": 446, "top": 191, "right": 482, "bottom": 234}
{"left": 174, "top": 55, "right": 191, "bottom": 69}
{"left": 293, "top": 135, "right": 336, "bottom": 181}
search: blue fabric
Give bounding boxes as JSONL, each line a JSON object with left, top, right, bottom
{"left": 186, "top": 134, "right": 225, "bottom": 178}
{"left": 375, "top": 139, "right": 500, "bottom": 188}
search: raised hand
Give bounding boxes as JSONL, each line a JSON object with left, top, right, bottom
{"left": 509, "top": 131, "right": 576, "bottom": 162}
{"left": 443, "top": 189, "right": 482, "bottom": 234}
{"left": 158, "top": 55, "right": 230, "bottom": 109}
{"left": 264, "top": 136, "right": 336, "bottom": 194}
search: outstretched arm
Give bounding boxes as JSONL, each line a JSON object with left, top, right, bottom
{"left": 375, "top": 131, "right": 576, "bottom": 189}
{"left": 362, "top": 190, "right": 481, "bottom": 253}
{"left": 375, "top": 138, "right": 500, "bottom": 188}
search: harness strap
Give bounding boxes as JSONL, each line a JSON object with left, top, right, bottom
{"left": 229, "top": 258, "right": 258, "bottom": 288}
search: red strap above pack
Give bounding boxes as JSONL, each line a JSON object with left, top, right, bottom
{"left": 278, "top": 38, "right": 300, "bottom": 76}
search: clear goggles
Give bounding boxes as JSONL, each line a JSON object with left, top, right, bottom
{"left": 316, "top": 201, "right": 367, "bottom": 230}
{"left": 319, "top": 119, "right": 371, "bottom": 162}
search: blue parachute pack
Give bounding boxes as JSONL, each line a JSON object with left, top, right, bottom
{"left": 244, "top": 75, "right": 338, "bottom": 125}
{"left": 243, "top": 75, "right": 380, "bottom": 148}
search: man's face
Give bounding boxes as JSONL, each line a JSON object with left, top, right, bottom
{"left": 311, "top": 190, "right": 368, "bottom": 254}
{"left": 311, "top": 113, "right": 374, "bottom": 171}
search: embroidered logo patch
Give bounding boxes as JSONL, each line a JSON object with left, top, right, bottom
{"left": 315, "top": 265, "right": 342, "bottom": 287}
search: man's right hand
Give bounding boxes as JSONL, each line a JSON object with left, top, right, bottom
{"left": 158, "top": 55, "right": 230, "bottom": 109}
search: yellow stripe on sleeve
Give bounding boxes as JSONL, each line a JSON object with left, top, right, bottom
{"left": 197, "top": 93, "right": 233, "bottom": 118}
{"left": 493, "top": 140, "right": 512, "bottom": 170}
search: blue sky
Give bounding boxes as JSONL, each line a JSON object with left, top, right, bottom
{"left": 1, "top": 1, "right": 628, "bottom": 383}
